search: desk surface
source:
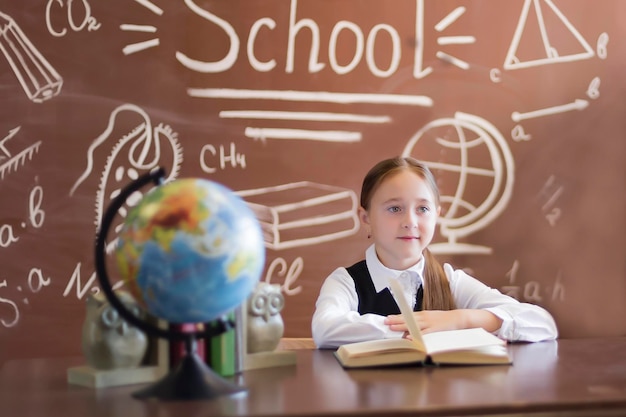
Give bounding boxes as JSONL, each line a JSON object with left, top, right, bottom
{"left": 2, "top": 337, "right": 626, "bottom": 417}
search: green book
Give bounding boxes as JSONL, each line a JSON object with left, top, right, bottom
{"left": 209, "top": 313, "right": 236, "bottom": 377}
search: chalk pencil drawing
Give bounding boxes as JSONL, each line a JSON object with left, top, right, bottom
{"left": 0, "top": 11, "right": 63, "bottom": 103}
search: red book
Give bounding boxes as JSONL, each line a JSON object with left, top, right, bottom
{"left": 168, "top": 323, "right": 205, "bottom": 368}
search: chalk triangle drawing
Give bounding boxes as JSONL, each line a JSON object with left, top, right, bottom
{"left": 503, "top": 0, "right": 594, "bottom": 70}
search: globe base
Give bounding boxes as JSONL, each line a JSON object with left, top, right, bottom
{"left": 132, "top": 350, "right": 245, "bottom": 401}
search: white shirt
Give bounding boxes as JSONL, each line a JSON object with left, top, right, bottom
{"left": 311, "top": 245, "right": 558, "bottom": 348}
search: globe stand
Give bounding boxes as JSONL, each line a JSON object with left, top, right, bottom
{"left": 94, "top": 167, "right": 247, "bottom": 401}
{"left": 132, "top": 334, "right": 244, "bottom": 400}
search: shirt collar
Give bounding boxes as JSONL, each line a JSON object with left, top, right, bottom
{"left": 364, "top": 244, "right": 425, "bottom": 293}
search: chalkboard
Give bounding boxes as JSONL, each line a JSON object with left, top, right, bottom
{"left": 1, "top": 0, "right": 625, "bottom": 364}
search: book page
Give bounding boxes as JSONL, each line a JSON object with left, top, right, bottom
{"left": 338, "top": 338, "right": 421, "bottom": 358}
{"left": 388, "top": 278, "right": 505, "bottom": 356}
{"left": 429, "top": 344, "right": 511, "bottom": 365}
{"left": 388, "top": 278, "right": 427, "bottom": 352}
{"left": 422, "top": 328, "right": 506, "bottom": 354}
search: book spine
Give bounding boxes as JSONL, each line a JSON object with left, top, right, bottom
{"left": 209, "top": 313, "right": 236, "bottom": 377}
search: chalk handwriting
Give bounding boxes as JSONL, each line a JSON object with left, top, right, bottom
{"left": 0, "top": 261, "right": 127, "bottom": 328}
{"left": 46, "top": 0, "right": 101, "bottom": 37}
{"left": 502, "top": 260, "right": 565, "bottom": 303}
{"left": 0, "top": 225, "right": 18, "bottom": 248}
{"left": 489, "top": 68, "right": 502, "bottom": 83}
{"left": 62, "top": 262, "right": 124, "bottom": 300}
{"left": 264, "top": 256, "right": 303, "bottom": 295}
{"left": 124, "top": 0, "right": 474, "bottom": 78}
{"left": 0, "top": 183, "right": 46, "bottom": 248}
{"left": 28, "top": 268, "right": 51, "bottom": 293}
{"left": 587, "top": 77, "right": 601, "bottom": 100}
{"left": 62, "top": 262, "right": 99, "bottom": 299}
{"left": 199, "top": 142, "right": 246, "bottom": 174}
{"left": 511, "top": 125, "right": 532, "bottom": 142}
{"left": 0, "top": 268, "right": 52, "bottom": 328}
{"left": 0, "top": 279, "right": 19, "bottom": 327}
{"left": 597, "top": 32, "right": 609, "bottom": 60}
{"left": 537, "top": 175, "right": 563, "bottom": 227}
{"left": 29, "top": 184, "right": 45, "bottom": 228}
{"left": 175, "top": 0, "right": 460, "bottom": 77}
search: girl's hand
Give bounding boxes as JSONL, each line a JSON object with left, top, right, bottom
{"left": 385, "top": 309, "right": 502, "bottom": 334}
{"left": 385, "top": 310, "right": 464, "bottom": 334}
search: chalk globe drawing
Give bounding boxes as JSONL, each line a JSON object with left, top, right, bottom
{"left": 402, "top": 112, "right": 514, "bottom": 255}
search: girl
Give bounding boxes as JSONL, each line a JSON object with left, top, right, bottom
{"left": 311, "top": 157, "right": 558, "bottom": 348}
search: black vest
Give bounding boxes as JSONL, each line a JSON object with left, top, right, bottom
{"left": 346, "top": 260, "right": 423, "bottom": 316}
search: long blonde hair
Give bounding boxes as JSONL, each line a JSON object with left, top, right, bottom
{"left": 360, "top": 157, "right": 456, "bottom": 310}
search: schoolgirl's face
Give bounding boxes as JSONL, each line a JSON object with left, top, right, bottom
{"left": 359, "top": 169, "right": 440, "bottom": 270}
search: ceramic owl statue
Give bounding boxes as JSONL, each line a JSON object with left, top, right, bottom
{"left": 81, "top": 290, "right": 148, "bottom": 370}
{"left": 246, "top": 282, "right": 285, "bottom": 354}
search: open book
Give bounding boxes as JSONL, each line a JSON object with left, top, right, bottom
{"left": 334, "top": 278, "right": 512, "bottom": 368}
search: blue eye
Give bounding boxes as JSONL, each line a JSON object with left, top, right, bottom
{"left": 388, "top": 206, "right": 401, "bottom": 213}
{"left": 418, "top": 206, "right": 430, "bottom": 214}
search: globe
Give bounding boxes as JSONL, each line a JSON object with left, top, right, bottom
{"left": 114, "top": 177, "right": 265, "bottom": 324}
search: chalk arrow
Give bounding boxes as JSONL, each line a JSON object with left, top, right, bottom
{"left": 512, "top": 99, "right": 589, "bottom": 122}
{"left": 0, "top": 126, "right": 21, "bottom": 159}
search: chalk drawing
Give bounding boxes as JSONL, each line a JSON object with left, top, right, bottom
{"left": 0, "top": 11, "right": 63, "bottom": 102}
{"left": 403, "top": 112, "right": 514, "bottom": 255}
{"left": 0, "top": 127, "right": 41, "bottom": 181}
{"left": 236, "top": 181, "right": 360, "bottom": 250}
{"left": 512, "top": 99, "right": 588, "bottom": 122}
{"left": 69, "top": 104, "right": 183, "bottom": 252}
{"left": 504, "top": 0, "right": 594, "bottom": 70}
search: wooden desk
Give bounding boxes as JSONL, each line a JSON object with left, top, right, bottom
{"left": 2, "top": 337, "right": 626, "bottom": 417}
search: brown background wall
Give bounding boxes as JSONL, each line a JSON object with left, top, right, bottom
{"left": 1, "top": 0, "right": 624, "bottom": 364}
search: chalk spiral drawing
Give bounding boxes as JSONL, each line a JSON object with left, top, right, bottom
{"left": 69, "top": 104, "right": 183, "bottom": 252}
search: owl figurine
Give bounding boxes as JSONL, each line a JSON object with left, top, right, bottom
{"left": 246, "top": 282, "right": 285, "bottom": 354}
{"left": 81, "top": 290, "right": 148, "bottom": 370}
